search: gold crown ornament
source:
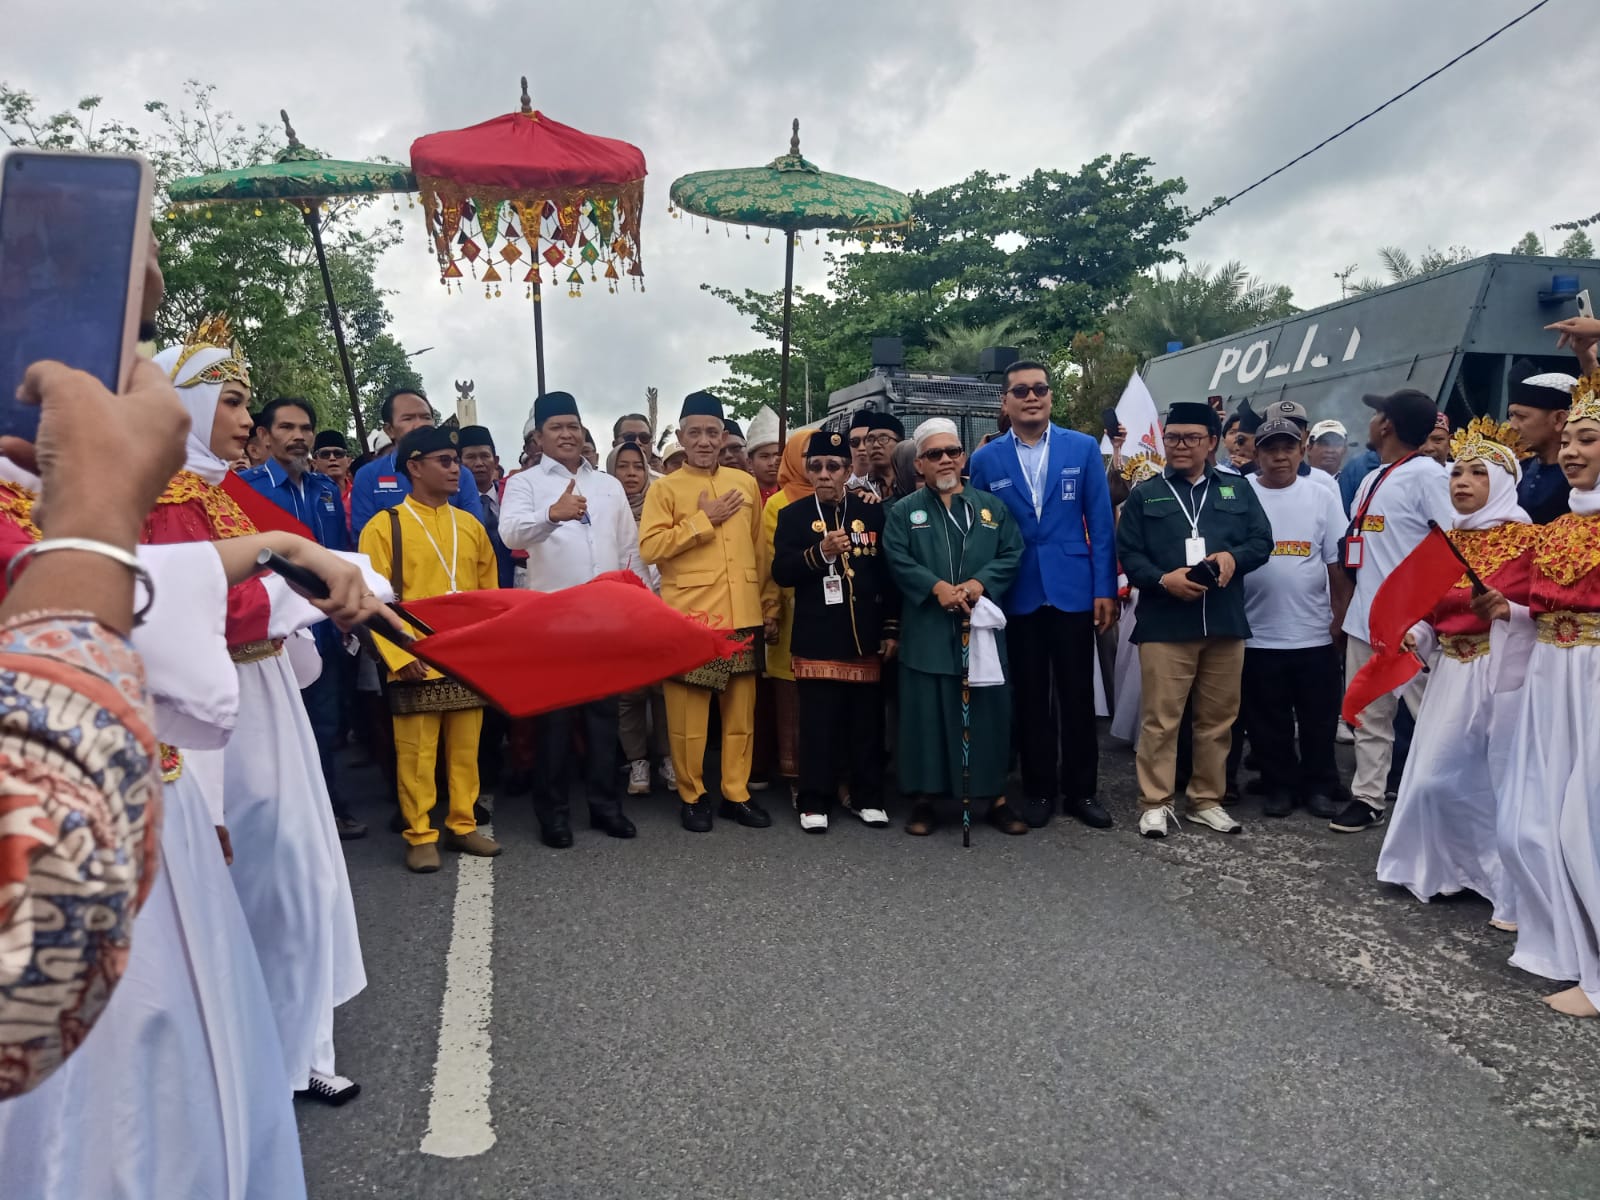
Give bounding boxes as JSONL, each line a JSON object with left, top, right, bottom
{"left": 1120, "top": 451, "right": 1165, "bottom": 484}
{"left": 169, "top": 313, "right": 251, "bottom": 389}
{"left": 1449, "top": 416, "right": 1525, "bottom": 475}
{"left": 1571, "top": 373, "right": 1600, "bottom": 426}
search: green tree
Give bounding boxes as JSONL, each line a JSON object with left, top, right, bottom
{"left": 1352, "top": 244, "right": 1475, "bottom": 292}
{"left": 918, "top": 315, "right": 1040, "bottom": 373}
{"left": 1109, "top": 261, "right": 1296, "bottom": 361}
{"left": 1559, "top": 229, "right": 1595, "bottom": 259}
{"left": 1511, "top": 231, "right": 1545, "bottom": 256}
{"left": 0, "top": 81, "right": 415, "bottom": 436}
{"left": 1050, "top": 332, "right": 1139, "bottom": 435}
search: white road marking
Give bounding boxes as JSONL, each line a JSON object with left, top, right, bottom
{"left": 420, "top": 823, "right": 497, "bottom": 1158}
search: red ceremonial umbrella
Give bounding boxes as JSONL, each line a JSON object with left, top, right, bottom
{"left": 411, "top": 79, "right": 647, "bottom": 393}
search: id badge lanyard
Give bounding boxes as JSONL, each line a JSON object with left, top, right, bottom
{"left": 1165, "top": 477, "right": 1208, "bottom": 566}
{"left": 1017, "top": 429, "right": 1050, "bottom": 521}
{"left": 816, "top": 495, "right": 850, "bottom": 604}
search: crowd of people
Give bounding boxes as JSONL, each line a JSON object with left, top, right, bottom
{"left": 8, "top": 231, "right": 1600, "bottom": 1197}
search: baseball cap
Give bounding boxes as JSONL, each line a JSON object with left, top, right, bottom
{"left": 1309, "top": 419, "right": 1347, "bottom": 443}
{"left": 1264, "top": 398, "right": 1309, "bottom": 429}
{"left": 1253, "top": 417, "right": 1302, "bottom": 446}
{"left": 1363, "top": 388, "right": 1439, "bottom": 448}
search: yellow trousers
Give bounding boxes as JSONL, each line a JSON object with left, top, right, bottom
{"left": 663, "top": 674, "right": 755, "bottom": 804}
{"left": 393, "top": 707, "right": 483, "bottom": 846}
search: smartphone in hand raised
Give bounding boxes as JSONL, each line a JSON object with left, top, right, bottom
{"left": 0, "top": 149, "right": 153, "bottom": 442}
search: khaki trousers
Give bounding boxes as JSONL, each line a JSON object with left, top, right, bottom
{"left": 617, "top": 684, "right": 670, "bottom": 763}
{"left": 663, "top": 674, "right": 756, "bottom": 805}
{"left": 1135, "top": 638, "right": 1246, "bottom": 812}
{"left": 393, "top": 707, "right": 483, "bottom": 846}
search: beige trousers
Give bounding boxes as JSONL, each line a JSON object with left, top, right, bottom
{"left": 1135, "top": 638, "right": 1246, "bottom": 812}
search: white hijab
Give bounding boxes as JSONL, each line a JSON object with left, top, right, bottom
{"left": 1452, "top": 457, "right": 1529, "bottom": 530}
{"left": 1568, "top": 418, "right": 1600, "bottom": 515}
{"left": 151, "top": 344, "right": 239, "bottom": 485}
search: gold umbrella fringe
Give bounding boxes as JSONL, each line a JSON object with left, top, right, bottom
{"left": 417, "top": 175, "right": 645, "bottom": 301}
{"left": 666, "top": 204, "right": 909, "bottom": 248}
{"left": 163, "top": 195, "right": 417, "bottom": 221}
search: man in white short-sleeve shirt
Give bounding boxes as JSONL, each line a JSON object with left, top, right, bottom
{"left": 1240, "top": 418, "right": 1353, "bottom": 818}
{"left": 1333, "top": 388, "right": 1453, "bottom": 833}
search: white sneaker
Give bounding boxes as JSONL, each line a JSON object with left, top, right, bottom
{"left": 855, "top": 807, "right": 890, "bottom": 828}
{"left": 627, "top": 760, "right": 650, "bottom": 795}
{"left": 658, "top": 758, "right": 677, "bottom": 791}
{"left": 1185, "top": 805, "right": 1242, "bottom": 834}
{"left": 799, "top": 811, "right": 829, "bottom": 833}
{"left": 303, "top": 1069, "right": 361, "bottom": 1106}
{"left": 1336, "top": 722, "right": 1355, "bottom": 745}
{"left": 1139, "top": 806, "right": 1176, "bottom": 838}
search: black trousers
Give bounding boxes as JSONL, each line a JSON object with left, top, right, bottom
{"left": 1240, "top": 643, "right": 1342, "bottom": 796}
{"left": 531, "top": 697, "right": 622, "bottom": 827}
{"left": 1008, "top": 606, "right": 1099, "bottom": 802}
{"left": 796, "top": 678, "right": 883, "bottom": 815}
{"left": 300, "top": 648, "right": 350, "bottom": 822}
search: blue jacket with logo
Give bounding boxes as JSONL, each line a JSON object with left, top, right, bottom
{"left": 967, "top": 424, "right": 1116, "bottom": 616}
{"left": 350, "top": 450, "right": 484, "bottom": 538}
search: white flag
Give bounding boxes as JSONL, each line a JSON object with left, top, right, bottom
{"left": 1099, "top": 372, "right": 1163, "bottom": 458}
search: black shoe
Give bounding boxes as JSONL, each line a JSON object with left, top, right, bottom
{"left": 1063, "top": 797, "right": 1114, "bottom": 830}
{"left": 681, "top": 799, "right": 714, "bottom": 833}
{"left": 718, "top": 799, "right": 773, "bottom": 828}
{"left": 336, "top": 816, "right": 368, "bottom": 841}
{"left": 590, "top": 810, "right": 637, "bottom": 839}
{"left": 1020, "top": 797, "right": 1054, "bottom": 828}
{"left": 473, "top": 800, "right": 491, "bottom": 826}
{"left": 985, "top": 802, "right": 1028, "bottom": 836}
{"left": 301, "top": 1069, "right": 360, "bottom": 1106}
{"left": 540, "top": 822, "right": 574, "bottom": 849}
{"left": 1306, "top": 791, "right": 1344, "bottom": 820}
{"left": 1329, "top": 799, "right": 1386, "bottom": 833}
{"left": 904, "top": 803, "right": 936, "bottom": 836}
{"left": 387, "top": 809, "right": 406, "bottom": 835}
{"left": 1262, "top": 790, "right": 1294, "bottom": 818}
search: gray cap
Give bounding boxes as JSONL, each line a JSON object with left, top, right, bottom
{"left": 1253, "top": 417, "right": 1303, "bottom": 446}
{"left": 1264, "top": 398, "right": 1309, "bottom": 428}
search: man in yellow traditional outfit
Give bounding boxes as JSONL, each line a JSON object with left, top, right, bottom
{"left": 640, "top": 391, "right": 780, "bottom": 832}
{"left": 359, "top": 426, "right": 503, "bottom": 872}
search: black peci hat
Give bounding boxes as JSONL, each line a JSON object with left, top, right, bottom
{"left": 805, "top": 429, "right": 849, "bottom": 459}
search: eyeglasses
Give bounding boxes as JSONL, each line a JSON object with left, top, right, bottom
{"left": 1162, "top": 432, "right": 1211, "bottom": 448}
{"left": 849, "top": 436, "right": 870, "bottom": 449}
{"left": 1005, "top": 383, "right": 1051, "bottom": 400}
{"left": 313, "top": 448, "right": 348, "bottom": 460}
{"left": 867, "top": 432, "right": 897, "bottom": 446}
{"left": 920, "top": 446, "right": 963, "bottom": 461}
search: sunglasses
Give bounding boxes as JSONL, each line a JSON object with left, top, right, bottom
{"left": 920, "top": 446, "right": 963, "bottom": 461}
{"left": 849, "top": 436, "right": 870, "bottom": 448}
{"left": 314, "top": 448, "right": 348, "bottom": 460}
{"left": 418, "top": 453, "right": 460, "bottom": 468}
{"left": 1005, "top": 383, "right": 1051, "bottom": 400}
{"left": 618, "top": 432, "right": 650, "bottom": 444}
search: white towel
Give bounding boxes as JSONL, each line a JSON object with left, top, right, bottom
{"left": 968, "top": 596, "right": 1007, "bottom": 687}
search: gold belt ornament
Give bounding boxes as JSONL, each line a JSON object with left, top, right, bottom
{"left": 230, "top": 638, "right": 284, "bottom": 664}
{"left": 1439, "top": 634, "right": 1491, "bottom": 662}
{"left": 159, "top": 743, "right": 182, "bottom": 783}
{"left": 1536, "top": 611, "right": 1600, "bottom": 648}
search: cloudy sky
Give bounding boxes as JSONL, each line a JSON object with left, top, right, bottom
{"left": 6, "top": 0, "right": 1595, "bottom": 447}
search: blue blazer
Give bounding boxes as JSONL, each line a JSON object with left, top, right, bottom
{"left": 967, "top": 425, "right": 1116, "bottom": 616}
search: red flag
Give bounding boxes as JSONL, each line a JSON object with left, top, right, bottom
{"left": 398, "top": 571, "right": 745, "bottom": 717}
{"left": 222, "top": 472, "right": 313, "bottom": 541}
{"left": 1366, "top": 525, "right": 1465, "bottom": 654}
{"left": 1342, "top": 649, "right": 1423, "bottom": 727}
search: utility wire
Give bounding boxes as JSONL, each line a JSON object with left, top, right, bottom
{"left": 1195, "top": 0, "right": 1555, "bottom": 223}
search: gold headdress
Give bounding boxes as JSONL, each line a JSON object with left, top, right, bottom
{"left": 1571, "top": 373, "right": 1600, "bottom": 425}
{"left": 168, "top": 313, "right": 251, "bottom": 389}
{"left": 1449, "top": 416, "right": 1525, "bottom": 475}
{"left": 1120, "top": 451, "right": 1165, "bottom": 484}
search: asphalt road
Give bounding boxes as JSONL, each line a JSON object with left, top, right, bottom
{"left": 298, "top": 732, "right": 1600, "bottom": 1200}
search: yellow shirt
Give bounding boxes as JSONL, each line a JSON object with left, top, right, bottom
{"left": 358, "top": 495, "right": 497, "bottom": 678}
{"left": 761, "top": 491, "right": 795, "bottom": 680}
{"left": 639, "top": 464, "right": 778, "bottom": 631}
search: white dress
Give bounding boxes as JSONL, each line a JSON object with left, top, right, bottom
{"left": 0, "top": 544, "right": 307, "bottom": 1199}
{"left": 1109, "top": 586, "right": 1142, "bottom": 745}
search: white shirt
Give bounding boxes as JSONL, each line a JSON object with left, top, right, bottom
{"left": 1244, "top": 475, "right": 1346, "bottom": 649}
{"left": 498, "top": 456, "right": 645, "bottom": 592}
{"left": 1308, "top": 465, "right": 1341, "bottom": 498}
{"left": 1341, "top": 454, "right": 1454, "bottom": 643}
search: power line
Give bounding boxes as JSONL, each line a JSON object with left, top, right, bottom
{"left": 1195, "top": 0, "right": 1555, "bottom": 224}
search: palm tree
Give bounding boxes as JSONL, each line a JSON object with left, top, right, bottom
{"left": 916, "top": 315, "right": 1040, "bottom": 373}
{"left": 1111, "top": 261, "right": 1296, "bottom": 360}
{"left": 1352, "top": 244, "right": 1475, "bottom": 292}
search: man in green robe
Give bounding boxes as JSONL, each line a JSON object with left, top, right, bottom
{"left": 884, "top": 418, "right": 1025, "bottom": 837}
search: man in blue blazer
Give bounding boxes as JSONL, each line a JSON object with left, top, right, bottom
{"left": 968, "top": 361, "right": 1118, "bottom": 829}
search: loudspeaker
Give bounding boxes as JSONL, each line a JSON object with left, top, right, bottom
{"left": 978, "top": 346, "right": 1019, "bottom": 375}
{"left": 870, "top": 337, "right": 904, "bottom": 368}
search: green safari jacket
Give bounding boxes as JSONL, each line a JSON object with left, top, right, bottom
{"left": 1115, "top": 466, "right": 1272, "bottom": 644}
{"left": 883, "top": 485, "right": 1024, "bottom": 677}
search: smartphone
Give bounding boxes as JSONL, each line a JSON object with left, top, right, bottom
{"left": 1579, "top": 289, "right": 1594, "bottom": 321}
{"left": 0, "top": 149, "right": 153, "bottom": 442}
{"left": 1185, "top": 558, "right": 1222, "bottom": 589}
{"left": 1101, "top": 406, "right": 1121, "bottom": 438}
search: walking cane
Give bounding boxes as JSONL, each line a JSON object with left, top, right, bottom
{"left": 960, "top": 612, "right": 972, "bottom": 849}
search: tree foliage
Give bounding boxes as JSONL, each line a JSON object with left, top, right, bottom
{"left": 0, "top": 81, "right": 419, "bottom": 435}
{"left": 704, "top": 156, "right": 1191, "bottom": 428}
{"left": 1351, "top": 243, "right": 1475, "bottom": 293}
{"left": 1108, "top": 261, "right": 1296, "bottom": 360}
{"left": 1559, "top": 229, "right": 1595, "bottom": 259}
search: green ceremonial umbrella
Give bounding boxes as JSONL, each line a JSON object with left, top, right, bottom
{"left": 669, "top": 120, "right": 911, "bottom": 437}
{"left": 167, "top": 111, "right": 417, "bottom": 447}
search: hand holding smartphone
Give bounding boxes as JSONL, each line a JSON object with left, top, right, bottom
{"left": 0, "top": 149, "right": 153, "bottom": 443}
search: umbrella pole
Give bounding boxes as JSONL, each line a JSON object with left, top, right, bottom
{"left": 531, "top": 276, "right": 548, "bottom": 396}
{"left": 302, "top": 205, "right": 369, "bottom": 450}
{"left": 778, "top": 232, "right": 795, "bottom": 442}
